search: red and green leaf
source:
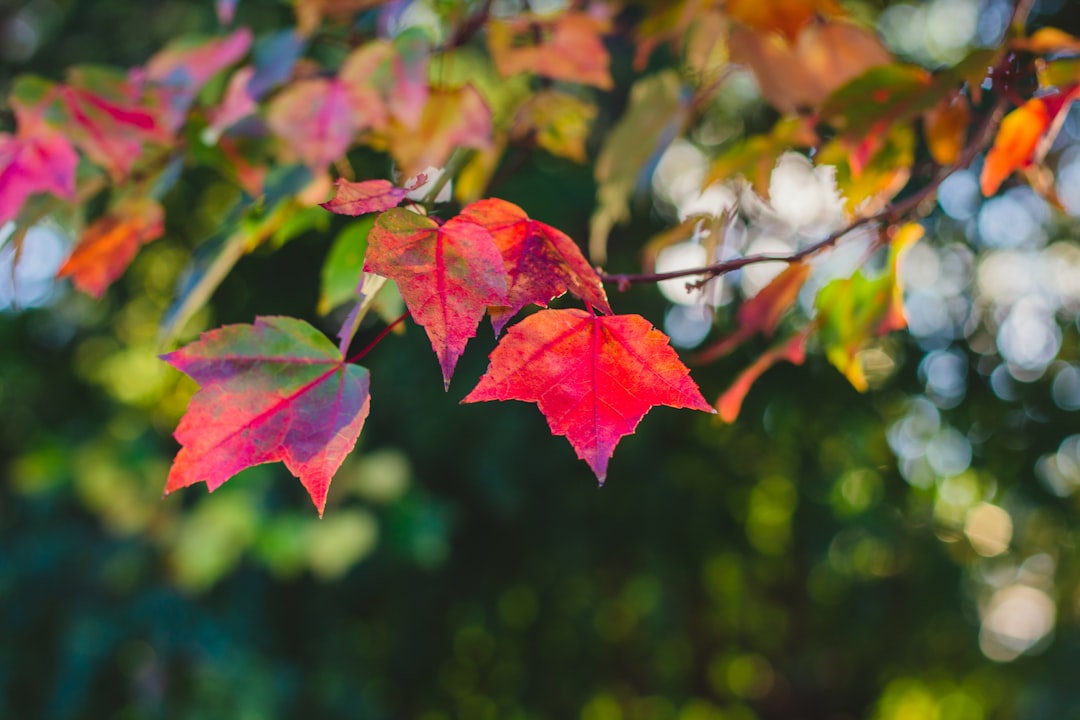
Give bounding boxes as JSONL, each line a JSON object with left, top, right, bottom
{"left": 162, "top": 316, "right": 371, "bottom": 516}
{"left": 365, "top": 208, "right": 508, "bottom": 387}
{"left": 463, "top": 308, "right": 713, "bottom": 481}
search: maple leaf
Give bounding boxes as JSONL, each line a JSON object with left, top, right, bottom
{"left": 457, "top": 198, "right": 611, "bottom": 333}
{"left": 487, "top": 11, "right": 613, "bottom": 90}
{"left": 162, "top": 316, "right": 371, "bottom": 516}
{"left": 463, "top": 309, "right": 713, "bottom": 481}
{"left": 57, "top": 198, "right": 165, "bottom": 298}
{"left": 320, "top": 175, "right": 426, "bottom": 217}
{"left": 980, "top": 88, "right": 1079, "bottom": 196}
{"left": 0, "top": 128, "right": 78, "bottom": 226}
{"left": 365, "top": 208, "right": 508, "bottom": 387}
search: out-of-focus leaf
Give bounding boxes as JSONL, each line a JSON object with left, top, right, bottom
{"left": 488, "top": 11, "right": 613, "bottom": 90}
{"left": 730, "top": 20, "right": 892, "bottom": 113}
{"left": 11, "top": 68, "right": 170, "bottom": 181}
{"left": 695, "top": 261, "right": 811, "bottom": 363}
{"left": 715, "top": 329, "right": 809, "bottom": 422}
{"left": 924, "top": 92, "right": 970, "bottom": 166}
{"left": 0, "top": 128, "right": 78, "bottom": 226}
{"left": 384, "top": 85, "right": 493, "bottom": 179}
{"left": 591, "top": 70, "right": 686, "bottom": 263}
{"left": 294, "top": 0, "right": 392, "bottom": 36}
{"left": 217, "top": 0, "right": 239, "bottom": 25}
{"left": 463, "top": 309, "right": 713, "bottom": 481}
{"left": 817, "top": 123, "right": 914, "bottom": 214}
{"left": 980, "top": 88, "right": 1079, "bottom": 196}
{"left": 249, "top": 29, "right": 307, "bottom": 97}
{"left": 726, "top": 0, "right": 841, "bottom": 42}
{"left": 57, "top": 198, "right": 164, "bottom": 298}
{"left": 815, "top": 223, "right": 923, "bottom": 390}
{"left": 144, "top": 28, "right": 253, "bottom": 130}
{"left": 511, "top": 90, "right": 597, "bottom": 163}
{"left": 267, "top": 78, "right": 371, "bottom": 170}
{"left": 1014, "top": 27, "right": 1080, "bottom": 54}
{"left": 706, "top": 116, "right": 817, "bottom": 195}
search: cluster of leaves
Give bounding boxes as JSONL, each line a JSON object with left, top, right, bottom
{"left": 1, "top": 0, "right": 1076, "bottom": 513}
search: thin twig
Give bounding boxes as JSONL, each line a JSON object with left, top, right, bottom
{"left": 598, "top": 93, "right": 1010, "bottom": 292}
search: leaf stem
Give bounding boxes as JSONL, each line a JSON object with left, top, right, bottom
{"left": 346, "top": 311, "right": 411, "bottom": 364}
{"left": 422, "top": 149, "right": 473, "bottom": 208}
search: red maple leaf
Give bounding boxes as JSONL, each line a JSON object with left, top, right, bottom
{"left": 57, "top": 198, "right": 164, "bottom": 298}
{"left": 365, "top": 208, "right": 509, "bottom": 387}
{"left": 463, "top": 308, "right": 713, "bottom": 481}
{"left": 458, "top": 197, "right": 611, "bottom": 333}
{"left": 162, "top": 316, "right": 371, "bottom": 515}
{"left": 320, "top": 174, "right": 426, "bottom": 216}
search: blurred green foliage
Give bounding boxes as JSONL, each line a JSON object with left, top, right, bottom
{"left": 2, "top": 1, "right": 1080, "bottom": 718}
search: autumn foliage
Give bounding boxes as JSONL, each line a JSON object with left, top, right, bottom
{"left": 1, "top": 0, "right": 1072, "bottom": 513}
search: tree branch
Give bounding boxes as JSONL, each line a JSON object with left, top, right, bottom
{"left": 598, "top": 91, "right": 1010, "bottom": 293}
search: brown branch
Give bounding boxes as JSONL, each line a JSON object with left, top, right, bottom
{"left": 598, "top": 94, "right": 1009, "bottom": 293}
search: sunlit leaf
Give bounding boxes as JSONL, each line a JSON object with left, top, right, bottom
{"left": 365, "top": 208, "right": 508, "bottom": 387}
{"left": 163, "top": 316, "right": 371, "bottom": 515}
{"left": 924, "top": 92, "right": 970, "bottom": 166}
{"left": 458, "top": 197, "right": 610, "bottom": 333}
{"left": 463, "top": 308, "right": 713, "bottom": 481}
{"left": 726, "top": 0, "right": 841, "bottom": 43}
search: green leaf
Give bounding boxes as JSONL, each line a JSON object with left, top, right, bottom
{"left": 319, "top": 217, "right": 373, "bottom": 315}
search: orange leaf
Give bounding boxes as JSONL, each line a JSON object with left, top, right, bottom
{"left": 726, "top": 0, "right": 841, "bottom": 43}
{"left": 487, "top": 11, "right": 613, "bottom": 90}
{"left": 923, "top": 92, "right": 970, "bottom": 166}
{"left": 729, "top": 20, "right": 892, "bottom": 113}
{"left": 58, "top": 199, "right": 165, "bottom": 298}
{"left": 694, "top": 261, "right": 811, "bottom": 363}
{"left": 981, "top": 98, "right": 1049, "bottom": 196}
{"left": 716, "top": 330, "right": 809, "bottom": 423}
